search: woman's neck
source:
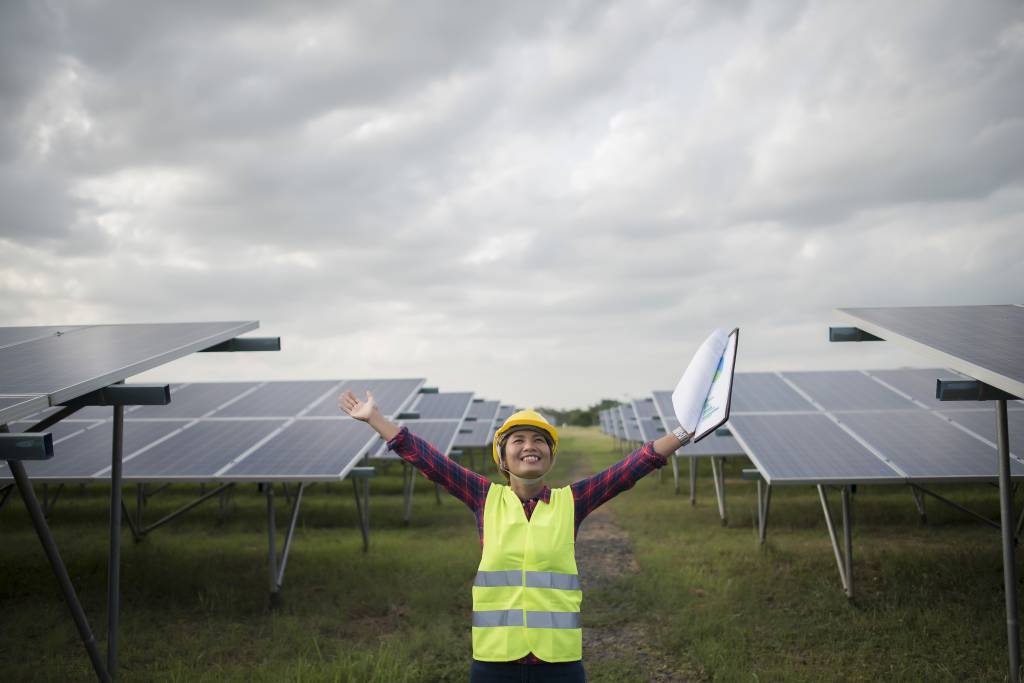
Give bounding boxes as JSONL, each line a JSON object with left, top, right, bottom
{"left": 510, "top": 477, "right": 545, "bottom": 502}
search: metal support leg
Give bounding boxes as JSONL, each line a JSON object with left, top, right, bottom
{"left": 352, "top": 477, "right": 370, "bottom": 552}
{"left": 818, "top": 485, "right": 851, "bottom": 598}
{"left": 0, "top": 483, "right": 13, "bottom": 513}
{"left": 120, "top": 501, "right": 141, "bottom": 543}
{"left": 434, "top": 482, "right": 442, "bottom": 505}
{"left": 669, "top": 454, "right": 680, "bottom": 494}
{"left": 402, "top": 463, "right": 415, "bottom": 525}
{"left": 266, "top": 483, "right": 279, "bottom": 608}
{"left": 996, "top": 399, "right": 1020, "bottom": 682}
{"left": 136, "top": 485, "right": 144, "bottom": 531}
{"left": 8, "top": 459, "right": 111, "bottom": 682}
{"left": 842, "top": 485, "right": 853, "bottom": 600}
{"left": 139, "top": 483, "right": 235, "bottom": 536}
{"left": 108, "top": 404, "right": 124, "bottom": 679}
{"left": 910, "top": 486, "right": 927, "bottom": 524}
{"left": 710, "top": 457, "right": 727, "bottom": 526}
{"left": 689, "top": 457, "right": 698, "bottom": 505}
{"left": 756, "top": 480, "right": 772, "bottom": 545}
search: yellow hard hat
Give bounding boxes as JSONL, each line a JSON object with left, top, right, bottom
{"left": 492, "top": 410, "right": 559, "bottom": 472}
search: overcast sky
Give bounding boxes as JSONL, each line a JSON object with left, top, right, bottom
{"left": 2, "top": 1, "right": 1023, "bottom": 408}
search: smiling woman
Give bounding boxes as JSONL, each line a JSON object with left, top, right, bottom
{"left": 339, "top": 390, "right": 689, "bottom": 682}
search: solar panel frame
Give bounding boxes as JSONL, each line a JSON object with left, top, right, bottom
{"left": 0, "top": 322, "right": 258, "bottom": 414}
{"left": 837, "top": 305, "right": 1024, "bottom": 398}
{"left": 410, "top": 391, "right": 475, "bottom": 420}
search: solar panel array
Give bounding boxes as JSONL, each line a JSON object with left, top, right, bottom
{"left": 598, "top": 368, "right": 1024, "bottom": 485}
{"left": 3, "top": 379, "right": 432, "bottom": 483}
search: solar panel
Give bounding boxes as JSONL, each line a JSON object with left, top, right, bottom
{"left": 121, "top": 420, "right": 288, "bottom": 481}
{"left": 495, "top": 405, "right": 517, "bottom": 423}
{"left": 214, "top": 380, "right": 341, "bottom": 418}
{"left": 838, "top": 305, "right": 1024, "bottom": 397}
{"left": 681, "top": 432, "right": 745, "bottom": 456}
{"left": 410, "top": 392, "right": 474, "bottom": 420}
{"left": 632, "top": 397, "right": 659, "bottom": 419}
{"left": 220, "top": 419, "right": 377, "bottom": 480}
{"left": 0, "top": 395, "right": 49, "bottom": 424}
{"left": 375, "top": 419, "right": 462, "bottom": 459}
{"left": 729, "top": 414, "right": 901, "bottom": 485}
{"left": 837, "top": 411, "right": 1024, "bottom": 481}
{"left": 621, "top": 404, "right": 643, "bottom": 442}
{"left": 939, "top": 410, "right": 1024, "bottom": 459}
{"left": 781, "top": 371, "right": 915, "bottom": 411}
{"left": 1, "top": 420, "right": 186, "bottom": 481}
{"left": 468, "top": 400, "right": 500, "bottom": 421}
{"left": 454, "top": 420, "right": 495, "bottom": 448}
{"left": 0, "top": 325, "right": 86, "bottom": 350}
{"left": 306, "top": 378, "right": 424, "bottom": 417}
{"left": 0, "top": 322, "right": 257, "bottom": 410}
{"left": 865, "top": 368, "right": 967, "bottom": 409}
{"left": 731, "top": 373, "right": 815, "bottom": 413}
{"left": 131, "top": 382, "right": 259, "bottom": 419}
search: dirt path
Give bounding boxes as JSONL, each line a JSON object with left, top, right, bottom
{"left": 572, "top": 459, "right": 703, "bottom": 682}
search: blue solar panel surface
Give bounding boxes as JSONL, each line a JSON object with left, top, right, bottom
{"left": 0, "top": 322, "right": 257, "bottom": 410}
{"left": 782, "top": 371, "right": 914, "bottom": 411}
{"left": 839, "top": 305, "right": 1024, "bottom": 397}
{"left": 411, "top": 392, "right": 474, "bottom": 419}
{"left": 223, "top": 419, "right": 376, "bottom": 480}
{"left": 215, "top": 380, "right": 341, "bottom": 417}
{"left": 730, "top": 373, "right": 815, "bottom": 413}
{"left": 838, "top": 411, "right": 1024, "bottom": 481}
{"left": 729, "top": 414, "right": 901, "bottom": 484}
{"left": 939, "top": 410, "right": 1024, "bottom": 459}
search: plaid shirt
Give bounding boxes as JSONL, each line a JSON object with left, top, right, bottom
{"left": 386, "top": 426, "right": 667, "bottom": 541}
{"left": 387, "top": 427, "right": 667, "bottom": 665}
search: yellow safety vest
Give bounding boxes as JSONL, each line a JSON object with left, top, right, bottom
{"left": 472, "top": 484, "right": 582, "bottom": 662}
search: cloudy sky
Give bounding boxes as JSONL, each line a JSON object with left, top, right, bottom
{"left": 2, "top": 1, "right": 1023, "bottom": 408}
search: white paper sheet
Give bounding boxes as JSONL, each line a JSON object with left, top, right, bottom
{"left": 672, "top": 328, "right": 729, "bottom": 434}
{"left": 692, "top": 330, "right": 738, "bottom": 440}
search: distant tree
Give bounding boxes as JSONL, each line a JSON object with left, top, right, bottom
{"left": 537, "top": 398, "right": 621, "bottom": 427}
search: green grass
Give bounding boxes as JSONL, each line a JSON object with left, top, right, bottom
{"left": 0, "top": 427, "right": 1020, "bottom": 681}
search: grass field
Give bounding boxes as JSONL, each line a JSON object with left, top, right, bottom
{"left": 0, "top": 426, "right": 1020, "bottom": 681}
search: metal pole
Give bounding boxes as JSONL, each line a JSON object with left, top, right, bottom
{"left": 842, "top": 485, "right": 853, "bottom": 600}
{"left": 996, "top": 399, "right": 1020, "bottom": 682}
{"left": 107, "top": 404, "right": 123, "bottom": 680}
{"left": 817, "top": 485, "right": 849, "bottom": 595}
{"left": 689, "top": 457, "right": 697, "bottom": 505}
{"left": 758, "top": 482, "right": 772, "bottom": 545}
{"left": 266, "top": 483, "right": 279, "bottom": 606}
{"left": 8, "top": 459, "right": 111, "bottom": 682}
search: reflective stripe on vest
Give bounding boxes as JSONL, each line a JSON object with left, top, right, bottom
{"left": 472, "top": 609, "right": 581, "bottom": 629}
{"left": 474, "top": 570, "right": 582, "bottom": 591}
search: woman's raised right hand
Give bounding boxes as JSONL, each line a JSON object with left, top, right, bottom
{"left": 339, "top": 389, "right": 378, "bottom": 422}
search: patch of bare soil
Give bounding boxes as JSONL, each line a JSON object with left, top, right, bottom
{"left": 573, "top": 460, "right": 704, "bottom": 682}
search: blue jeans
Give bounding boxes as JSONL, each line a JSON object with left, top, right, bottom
{"left": 470, "top": 659, "right": 587, "bottom": 683}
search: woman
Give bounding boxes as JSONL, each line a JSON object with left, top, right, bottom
{"left": 339, "top": 390, "right": 690, "bottom": 683}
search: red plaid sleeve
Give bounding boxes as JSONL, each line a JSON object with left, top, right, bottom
{"left": 570, "top": 441, "right": 667, "bottom": 532}
{"left": 387, "top": 427, "right": 491, "bottom": 533}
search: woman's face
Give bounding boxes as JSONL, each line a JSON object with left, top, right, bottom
{"left": 503, "top": 429, "right": 552, "bottom": 479}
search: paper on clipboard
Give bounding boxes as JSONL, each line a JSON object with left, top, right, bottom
{"left": 671, "top": 328, "right": 739, "bottom": 442}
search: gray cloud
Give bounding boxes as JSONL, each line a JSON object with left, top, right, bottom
{"left": 1, "top": 0, "right": 1023, "bottom": 407}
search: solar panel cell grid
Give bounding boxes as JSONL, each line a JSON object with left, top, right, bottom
{"left": 729, "top": 413, "right": 901, "bottom": 484}
{"left": 782, "top": 371, "right": 915, "bottom": 411}
{"left": 131, "top": 383, "right": 259, "bottom": 419}
{"left": 307, "top": 378, "right": 423, "bottom": 417}
{"left": 215, "top": 380, "right": 341, "bottom": 417}
{"left": 468, "top": 400, "right": 500, "bottom": 421}
{"left": 412, "top": 392, "right": 474, "bottom": 419}
{"left": 223, "top": 420, "right": 376, "bottom": 479}
{"left": 123, "top": 420, "right": 288, "bottom": 479}
{"left": 730, "top": 373, "right": 815, "bottom": 413}
{"left": 837, "top": 411, "right": 1024, "bottom": 480}
{"left": 939, "top": 410, "right": 1024, "bottom": 460}
{"left": 3, "top": 420, "right": 186, "bottom": 480}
